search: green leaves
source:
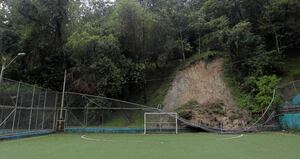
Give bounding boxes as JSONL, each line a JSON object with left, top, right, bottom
{"left": 1, "top": 0, "right": 299, "bottom": 106}
{"left": 0, "top": 29, "right": 20, "bottom": 55}
{"left": 253, "top": 75, "right": 280, "bottom": 112}
{"left": 93, "top": 55, "right": 123, "bottom": 96}
{"left": 232, "top": 75, "right": 280, "bottom": 112}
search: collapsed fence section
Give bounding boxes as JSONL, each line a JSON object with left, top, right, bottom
{"left": 64, "top": 92, "right": 158, "bottom": 130}
{"left": 0, "top": 78, "right": 59, "bottom": 137}
{"left": 3, "top": 76, "right": 298, "bottom": 135}
{"left": 277, "top": 80, "right": 300, "bottom": 130}
{"left": 278, "top": 80, "right": 300, "bottom": 105}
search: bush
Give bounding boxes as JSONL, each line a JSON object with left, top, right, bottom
{"left": 201, "top": 49, "right": 218, "bottom": 62}
{"left": 253, "top": 75, "right": 280, "bottom": 112}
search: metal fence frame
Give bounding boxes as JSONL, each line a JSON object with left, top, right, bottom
{"left": 278, "top": 79, "right": 300, "bottom": 106}
{"left": 0, "top": 78, "right": 60, "bottom": 135}
{"left": 0, "top": 78, "right": 159, "bottom": 135}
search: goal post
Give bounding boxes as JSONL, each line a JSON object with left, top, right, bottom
{"left": 144, "top": 112, "right": 178, "bottom": 134}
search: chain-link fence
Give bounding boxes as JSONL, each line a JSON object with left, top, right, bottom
{"left": 5, "top": 76, "right": 293, "bottom": 134}
{"left": 277, "top": 80, "right": 300, "bottom": 130}
{"left": 0, "top": 77, "right": 162, "bottom": 135}
{"left": 277, "top": 80, "right": 300, "bottom": 105}
{"left": 0, "top": 78, "right": 60, "bottom": 136}
{"left": 144, "top": 112, "right": 178, "bottom": 134}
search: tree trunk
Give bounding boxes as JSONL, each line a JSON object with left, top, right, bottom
{"left": 275, "top": 32, "right": 280, "bottom": 54}
{"left": 180, "top": 30, "right": 186, "bottom": 61}
{"left": 143, "top": 79, "right": 147, "bottom": 104}
{"left": 198, "top": 33, "right": 201, "bottom": 54}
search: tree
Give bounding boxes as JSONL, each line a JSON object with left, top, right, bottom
{"left": 110, "top": 0, "right": 150, "bottom": 60}
{"left": 260, "top": 0, "right": 300, "bottom": 53}
{"left": 0, "top": 0, "right": 70, "bottom": 89}
{"left": 92, "top": 55, "right": 123, "bottom": 96}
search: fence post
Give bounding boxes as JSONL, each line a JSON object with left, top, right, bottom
{"left": 28, "top": 85, "right": 36, "bottom": 131}
{"left": 42, "top": 89, "right": 47, "bottom": 129}
{"left": 85, "top": 107, "right": 88, "bottom": 127}
{"left": 0, "top": 111, "right": 3, "bottom": 126}
{"left": 58, "top": 69, "right": 67, "bottom": 131}
{"left": 0, "top": 79, "right": 2, "bottom": 123}
{"left": 52, "top": 93, "right": 58, "bottom": 130}
{"left": 35, "top": 90, "right": 42, "bottom": 129}
{"left": 64, "top": 108, "right": 68, "bottom": 129}
{"left": 17, "top": 93, "right": 24, "bottom": 129}
{"left": 176, "top": 113, "right": 178, "bottom": 134}
{"left": 17, "top": 108, "right": 21, "bottom": 129}
{"left": 144, "top": 113, "right": 146, "bottom": 134}
{"left": 101, "top": 110, "right": 104, "bottom": 126}
{"left": 12, "top": 82, "right": 21, "bottom": 133}
{"left": 293, "top": 82, "right": 298, "bottom": 93}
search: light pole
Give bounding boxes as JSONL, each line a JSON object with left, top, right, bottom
{"left": 0, "top": 52, "right": 26, "bottom": 83}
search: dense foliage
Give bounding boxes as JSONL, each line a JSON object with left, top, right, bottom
{"left": 1, "top": 0, "right": 300, "bottom": 111}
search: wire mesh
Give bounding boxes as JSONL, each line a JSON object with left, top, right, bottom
{"left": 0, "top": 78, "right": 58, "bottom": 136}
{"left": 277, "top": 80, "right": 300, "bottom": 130}
{"left": 64, "top": 92, "right": 156, "bottom": 128}
{"left": 0, "top": 77, "right": 162, "bottom": 135}
{"left": 144, "top": 113, "right": 178, "bottom": 134}
{"left": 278, "top": 80, "right": 300, "bottom": 106}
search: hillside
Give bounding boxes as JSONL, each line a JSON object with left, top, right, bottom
{"left": 163, "top": 58, "right": 251, "bottom": 129}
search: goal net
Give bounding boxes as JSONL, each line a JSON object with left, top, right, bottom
{"left": 144, "top": 112, "right": 178, "bottom": 134}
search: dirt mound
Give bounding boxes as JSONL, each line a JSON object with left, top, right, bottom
{"left": 163, "top": 58, "right": 250, "bottom": 129}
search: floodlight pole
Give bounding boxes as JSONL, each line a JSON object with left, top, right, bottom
{"left": 58, "top": 69, "right": 67, "bottom": 131}
{"left": 0, "top": 53, "right": 26, "bottom": 83}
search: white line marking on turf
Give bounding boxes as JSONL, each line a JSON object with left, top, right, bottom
{"left": 279, "top": 133, "right": 300, "bottom": 137}
{"left": 81, "top": 135, "right": 114, "bottom": 142}
{"left": 80, "top": 135, "right": 145, "bottom": 143}
{"left": 216, "top": 134, "right": 244, "bottom": 140}
{"left": 80, "top": 135, "right": 165, "bottom": 144}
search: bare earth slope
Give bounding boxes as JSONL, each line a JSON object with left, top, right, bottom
{"left": 163, "top": 58, "right": 250, "bottom": 129}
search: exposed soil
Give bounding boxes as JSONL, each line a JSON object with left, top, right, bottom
{"left": 163, "top": 58, "right": 251, "bottom": 129}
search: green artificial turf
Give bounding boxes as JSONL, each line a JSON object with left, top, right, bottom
{"left": 1, "top": 132, "right": 300, "bottom": 159}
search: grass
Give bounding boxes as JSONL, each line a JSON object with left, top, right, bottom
{"left": 101, "top": 111, "right": 144, "bottom": 128}
{"left": 1, "top": 132, "right": 300, "bottom": 159}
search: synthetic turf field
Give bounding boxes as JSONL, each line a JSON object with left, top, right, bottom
{"left": 1, "top": 132, "right": 300, "bottom": 159}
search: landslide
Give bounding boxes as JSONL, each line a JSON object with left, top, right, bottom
{"left": 163, "top": 58, "right": 251, "bottom": 129}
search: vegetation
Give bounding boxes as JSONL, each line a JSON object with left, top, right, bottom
{"left": 1, "top": 0, "right": 300, "bottom": 112}
{"left": 281, "top": 52, "right": 300, "bottom": 82}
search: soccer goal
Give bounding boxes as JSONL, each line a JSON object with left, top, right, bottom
{"left": 144, "top": 112, "right": 178, "bottom": 134}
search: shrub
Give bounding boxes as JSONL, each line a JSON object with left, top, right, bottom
{"left": 253, "top": 75, "right": 280, "bottom": 112}
{"left": 201, "top": 49, "right": 218, "bottom": 62}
